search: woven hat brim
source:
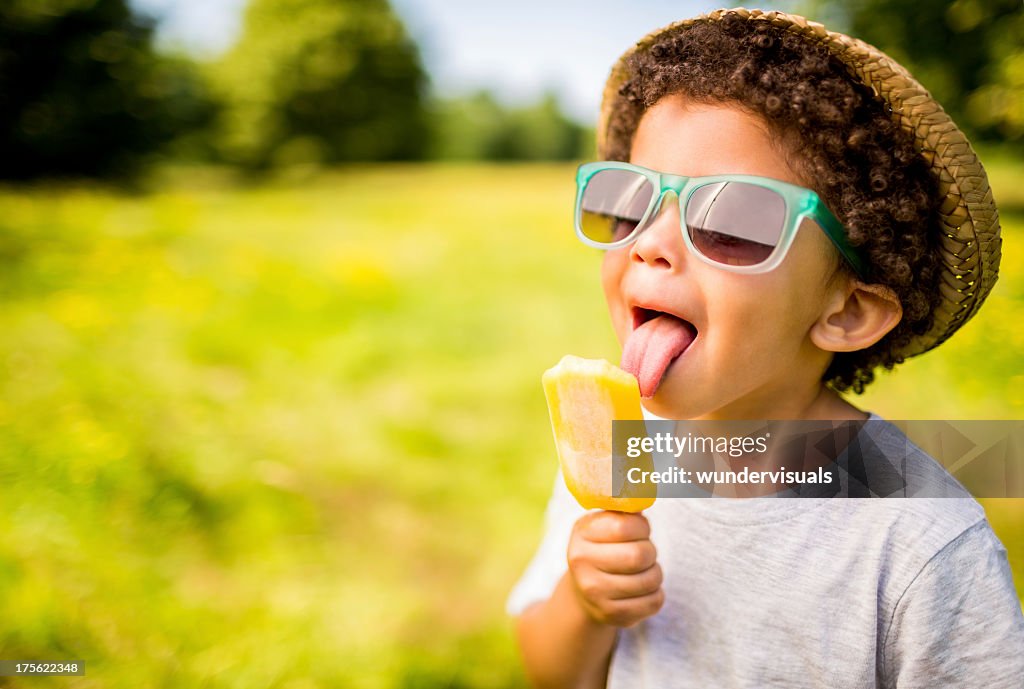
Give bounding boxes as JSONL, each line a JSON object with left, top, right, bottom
{"left": 597, "top": 7, "right": 1001, "bottom": 358}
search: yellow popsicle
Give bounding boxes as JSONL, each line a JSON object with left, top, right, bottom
{"left": 542, "top": 355, "right": 656, "bottom": 512}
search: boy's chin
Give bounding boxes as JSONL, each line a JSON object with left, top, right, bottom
{"left": 639, "top": 379, "right": 700, "bottom": 420}
{"left": 639, "top": 366, "right": 734, "bottom": 420}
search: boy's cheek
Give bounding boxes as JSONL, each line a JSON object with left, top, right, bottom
{"left": 603, "top": 294, "right": 631, "bottom": 346}
{"left": 601, "top": 253, "right": 631, "bottom": 341}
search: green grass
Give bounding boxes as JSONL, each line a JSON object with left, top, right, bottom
{"left": 0, "top": 158, "right": 1022, "bottom": 687}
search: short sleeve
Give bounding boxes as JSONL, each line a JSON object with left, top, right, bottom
{"left": 505, "top": 469, "right": 589, "bottom": 617}
{"left": 882, "top": 520, "right": 1024, "bottom": 688}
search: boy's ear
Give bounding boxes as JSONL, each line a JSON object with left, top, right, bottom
{"left": 810, "top": 280, "right": 903, "bottom": 353}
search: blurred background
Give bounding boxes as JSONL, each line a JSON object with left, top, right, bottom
{"left": 0, "top": 0, "right": 1021, "bottom": 686}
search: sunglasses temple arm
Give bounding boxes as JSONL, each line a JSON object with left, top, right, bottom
{"left": 812, "top": 210, "right": 868, "bottom": 280}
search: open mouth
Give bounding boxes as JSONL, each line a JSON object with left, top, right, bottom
{"left": 631, "top": 307, "right": 693, "bottom": 333}
{"left": 622, "top": 307, "right": 698, "bottom": 398}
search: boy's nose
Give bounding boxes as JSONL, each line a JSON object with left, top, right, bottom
{"left": 630, "top": 191, "right": 687, "bottom": 271}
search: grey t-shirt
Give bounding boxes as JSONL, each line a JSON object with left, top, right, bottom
{"left": 506, "top": 414, "right": 1024, "bottom": 688}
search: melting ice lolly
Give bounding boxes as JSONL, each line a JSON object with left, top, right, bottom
{"left": 542, "top": 355, "right": 656, "bottom": 513}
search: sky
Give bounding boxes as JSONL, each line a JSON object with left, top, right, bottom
{"left": 130, "top": 0, "right": 801, "bottom": 124}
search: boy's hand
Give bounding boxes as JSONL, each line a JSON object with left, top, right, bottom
{"left": 567, "top": 510, "right": 664, "bottom": 628}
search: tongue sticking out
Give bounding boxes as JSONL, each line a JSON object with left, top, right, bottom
{"left": 621, "top": 314, "right": 695, "bottom": 398}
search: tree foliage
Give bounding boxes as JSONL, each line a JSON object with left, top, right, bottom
{"left": 430, "top": 91, "right": 591, "bottom": 161}
{"left": 805, "top": 0, "right": 1024, "bottom": 145}
{"left": 0, "top": 0, "right": 624, "bottom": 175}
{"left": 208, "top": 0, "right": 429, "bottom": 168}
{"left": 0, "top": 0, "right": 213, "bottom": 179}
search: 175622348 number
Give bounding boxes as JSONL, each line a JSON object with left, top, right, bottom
{"left": 0, "top": 661, "right": 85, "bottom": 676}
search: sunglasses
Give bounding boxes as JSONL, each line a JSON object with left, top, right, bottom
{"left": 574, "top": 161, "right": 866, "bottom": 277}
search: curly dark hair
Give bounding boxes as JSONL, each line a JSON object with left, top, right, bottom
{"left": 603, "top": 14, "right": 943, "bottom": 393}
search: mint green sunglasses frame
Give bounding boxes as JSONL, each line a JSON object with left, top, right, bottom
{"left": 574, "top": 161, "right": 866, "bottom": 277}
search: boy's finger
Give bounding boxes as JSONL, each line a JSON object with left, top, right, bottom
{"left": 602, "top": 588, "right": 666, "bottom": 627}
{"left": 588, "top": 540, "right": 658, "bottom": 574}
{"left": 581, "top": 510, "right": 651, "bottom": 543}
{"left": 604, "top": 563, "right": 664, "bottom": 600}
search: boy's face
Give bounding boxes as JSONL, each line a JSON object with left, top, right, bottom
{"left": 602, "top": 96, "right": 843, "bottom": 420}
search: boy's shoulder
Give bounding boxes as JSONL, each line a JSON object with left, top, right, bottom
{"left": 841, "top": 413, "right": 982, "bottom": 501}
{"left": 842, "top": 413, "right": 987, "bottom": 542}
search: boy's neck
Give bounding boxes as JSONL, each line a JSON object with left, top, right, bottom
{"left": 662, "top": 384, "right": 868, "bottom": 422}
{"left": 802, "top": 386, "right": 870, "bottom": 421}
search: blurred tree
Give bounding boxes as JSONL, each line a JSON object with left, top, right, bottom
{"left": 430, "top": 90, "right": 591, "bottom": 161}
{"left": 209, "top": 0, "right": 428, "bottom": 168}
{"left": 964, "top": 5, "right": 1024, "bottom": 143}
{"left": 498, "top": 93, "right": 591, "bottom": 160}
{"left": 804, "top": 0, "right": 1024, "bottom": 146}
{"left": 428, "top": 91, "right": 507, "bottom": 161}
{"left": 0, "top": 0, "right": 215, "bottom": 179}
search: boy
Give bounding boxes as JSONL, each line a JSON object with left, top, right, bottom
{"left": 507, "top": 9, "right": 1024, "bottom": 688}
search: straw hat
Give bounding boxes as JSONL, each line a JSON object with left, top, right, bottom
{"left": 597, "top": 7, "right": 1001, "bottom": 358}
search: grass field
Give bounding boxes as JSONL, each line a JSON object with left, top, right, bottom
{"left": 0, "top": 159, "right": 1022, "bottom": 688}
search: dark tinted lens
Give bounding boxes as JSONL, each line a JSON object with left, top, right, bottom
{"left": 579, "top": 169, "right": 655, "bottom": 244}
{"left": 684, "top": 182, "right": 786, "bottom": 266}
